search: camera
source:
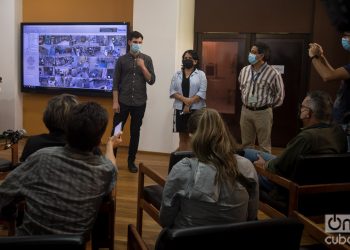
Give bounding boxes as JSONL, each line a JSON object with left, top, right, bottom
{"left": 2, "top": 129, "right": 26, "bottom": 145}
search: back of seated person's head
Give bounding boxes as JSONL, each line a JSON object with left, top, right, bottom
{"left": 189, "top": 108, "right": 239, "bottom": 183}
{"left": 306, "top": 90, "right": 333, "bottom": 123}
{"left": 43, "top": 94, "right": 79, "bottom": 133}
{"left": 66, "top": 102, "right": 108, "bottom": 152}
{"left": 187, "top": 108, "right": 205, "bottom": 135}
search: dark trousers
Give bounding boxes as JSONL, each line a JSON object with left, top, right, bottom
{"left": 112, "top": 103, "right": 146, "bottom": 163}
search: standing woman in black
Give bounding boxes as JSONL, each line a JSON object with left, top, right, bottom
{"left": 169, "top": 50, "right": 207, "bottom": 150}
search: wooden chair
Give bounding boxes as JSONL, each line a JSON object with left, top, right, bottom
{"left": 128, "top": 218, "right": 304, "bottom": 250}
{"left": 0, "top": 138, "right": 20, "bottom": 235}
{"left": 0, "top": 141, "right": 19, "bottom": 180}
{"left": 136, "top": 151, "right": 193, "bottom": 235}
{"left": 256, "top": 153, "right": 350, "bottom": 249}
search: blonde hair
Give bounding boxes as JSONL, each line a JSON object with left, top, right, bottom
{"left": 190, "top": 108, "right": 239, "bottom": 185}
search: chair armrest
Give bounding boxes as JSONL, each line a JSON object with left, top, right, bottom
{"left": 139, "top": 163, "right": 166, "bottom": 187}
{"left": 297, "top": 183, "right": 350, "bottom": 195}
{"left": 127, "top": 224, "right": 149, "bottom": 250}
{"left": 254, "top": 166, "right": 292, "bottom": 189}
{"left": 293, "top": 211, "right": 350, "bottom": 250}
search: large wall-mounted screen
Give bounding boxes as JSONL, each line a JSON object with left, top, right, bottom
{"left": 21, "top": 22, "right": 129, "bottom": 97}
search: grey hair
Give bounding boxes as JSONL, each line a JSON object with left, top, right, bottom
{"left": 306, "top": 90, "right": 333, "bottom": 123}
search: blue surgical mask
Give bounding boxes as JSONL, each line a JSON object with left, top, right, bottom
{"left": 248, "top": 53, "right": 258, "bottom": 65}
{"left": 131, "top": 43, "right": 142, "bottom": 53}
{"left": 342, "top": 38, "right": 350, "bottom": 52}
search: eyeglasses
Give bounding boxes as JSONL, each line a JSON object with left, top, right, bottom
{"left": 299, "top": 104, "right": 312, "bottom": 112}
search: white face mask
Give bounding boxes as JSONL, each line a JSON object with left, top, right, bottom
{"left": 131, "top": 43, "right": 142, "bottom": 53}
{"left": 248, "top": 53, "right": 258, "bottom": 65}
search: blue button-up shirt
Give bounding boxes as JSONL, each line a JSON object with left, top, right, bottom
{"left": 169, "top": 69, "right": 207, "bottom": 110}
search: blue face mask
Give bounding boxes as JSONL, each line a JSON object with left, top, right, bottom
{"left": 342, "top": 38, "right": 350, "bottom": 52}
{"left": 131, "top": 43, "right": 142, "bottom": 53}
{"left": 248, "top": 53, "right": 258, "bottom": 65}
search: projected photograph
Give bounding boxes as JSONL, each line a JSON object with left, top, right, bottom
{"left": 21, "top": 23, "right": 129, "bottom": 96}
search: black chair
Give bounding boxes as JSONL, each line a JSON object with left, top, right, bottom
{"left": 256, "top": 153, "right": 350, "bottom": 250}
{"left": 258, "top": 153, "right": 350, "bottom": 218}
{"left": 0, "top": 189, "right": 115, "bottom": 250}
{"left": 0, "top": 234, "right": 86, "bottom": 250}
{"left": 91, "top": 189, "right": 116, "bottom": 250}
{"left": 136, "top": 151, "right": 194, "bottom": 235}
{"left": 128, "top": 218, "right": 304, "bottom": 250}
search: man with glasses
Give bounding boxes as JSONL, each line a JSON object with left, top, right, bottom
{"left": 243, "top": 90, "right": 347, "bottom": 191}
{"left": 239, "top": 43, "right": 285, "bottom": 154}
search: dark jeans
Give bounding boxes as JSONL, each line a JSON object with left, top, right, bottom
{"left": 112, "top": 103, "right": 146, "bottom": 163}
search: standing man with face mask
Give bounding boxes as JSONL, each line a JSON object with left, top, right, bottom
{"left": 112, "top": 31, "right": 156, "bottom": 173}
{"left": 238, "top": 43, "right": 285, "bottom": 153}
{"left": 308, "top": 32, "right": 350, "bottom": 126}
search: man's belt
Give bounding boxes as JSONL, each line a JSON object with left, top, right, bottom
{"left": 244, "top": 104, "right": 272, "bottom": 111}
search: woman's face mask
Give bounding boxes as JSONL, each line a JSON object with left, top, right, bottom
{"left": 182, "top": 59, "right": 194, "bottom": 69}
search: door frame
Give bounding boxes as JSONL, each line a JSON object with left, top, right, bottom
{"left": 195, "top": 32, "right": 311, "bottom": 146}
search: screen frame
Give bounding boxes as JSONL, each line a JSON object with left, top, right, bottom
{"left": 20, "top": 21, "right": 129, "bottom": 97}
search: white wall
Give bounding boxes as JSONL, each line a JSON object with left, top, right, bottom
{"left": 133, "top": 0, "right": 195, "bottom": 153}
{"left": 0, "top": 0, "right": 23, "bottom": 132}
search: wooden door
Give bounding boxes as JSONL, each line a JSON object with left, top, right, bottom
{"left": 196, "top": 33, "right": 249, "bottom": 141}
{"left": 255, "top": 34, "right": 310, "bottom": 146}
{"left": 197, "top": 33, "right": 310, "bottom": 147}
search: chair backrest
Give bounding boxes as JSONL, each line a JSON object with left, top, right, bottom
{"left": 155, "top": 218, "right": 303, "bottom": 250}
{"left": 292, "top": 153, "right": 350, "bottom": 185}
{"left": 0, "top": 234, "right": 86, "bottom": 250}
{"left": 290, "top": 153, "right": 350, "bottom": 216}
{"left": 168, "top": 151, "right": 194, "bottom": 174}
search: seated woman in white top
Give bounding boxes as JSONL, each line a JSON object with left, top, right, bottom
{"left": 160, "top": 108, "right": 259, "bottom": 229}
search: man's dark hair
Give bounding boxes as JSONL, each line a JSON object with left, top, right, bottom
{"left": 43, "top": 94, "right": 78, "bottom": 133}
{"left": 128, "top": 31, "right": 143, "bottom": 41}
{"left": 253, "top": 42, "right": 271, "bottom": 62}
{"left": 66, "top": 102, "right": 108, "bottom": 151}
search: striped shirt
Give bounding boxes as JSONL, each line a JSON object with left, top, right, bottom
{"left": 238, "top": 63, "right": 285, "bottom": 108}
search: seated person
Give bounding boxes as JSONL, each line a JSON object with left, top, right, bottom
{"left": 20, "top": 94, "right": 79, "bottom": 162}
{"left": 0, "top": 102, "right": 122, "bottom": 236}
{"left": 160, "top": 108, "right": 258, "bottom": 229}
{"left": 244, "top": 90, "right": 348, "bottom": 192}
